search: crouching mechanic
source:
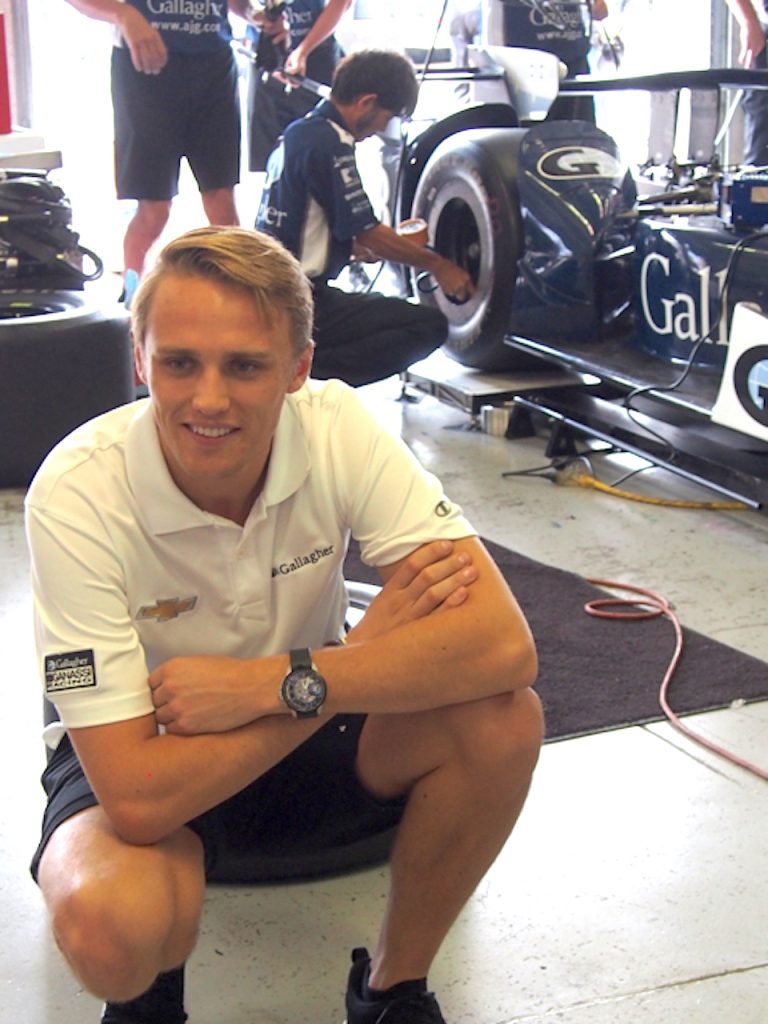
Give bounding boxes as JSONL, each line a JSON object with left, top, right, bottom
{"left": 256, "top": 48, "right": 475, "bottom": 386}
{"left": 26, "top": 226, "right": 541, "bottom": 1024}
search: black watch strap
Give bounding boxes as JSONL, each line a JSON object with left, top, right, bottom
{"left": 290, "top": 647, "right": 312, "bottom": 670}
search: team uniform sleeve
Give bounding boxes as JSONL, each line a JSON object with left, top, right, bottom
{"left": 26, "top": 499, "right": 154, "bottom": 734}
{"left": 304, "top": 126, "right": 380, "bottom": 242}
{"left": 321, "top": 384, "right": 476, "bottom": 566}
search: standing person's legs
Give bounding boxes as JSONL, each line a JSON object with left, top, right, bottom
{"left": 186, "top": 47, "right": 241, "bottom": 228}
{"left": 113, "top": 46, "right": 241, "bottom": 283}
{"left": 112, "top": 49, "right": 184, "bottom": 280}
{"left": 201, "top": 188, "right": 240, "bottom": 227}
{"left": 123, "top": 200, "right": 173, "bottom": 279}
{"left": 311, "top": 283, "right": 448, "bottom": 386}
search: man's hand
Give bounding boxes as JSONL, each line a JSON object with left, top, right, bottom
{"left": 347, "top": 539, "right": 478, "bottom": 645}
{"left": 725, "top": 0, "right": 767, "bottom": 66}
{"left": 149, "top": 655, "right": 274, "bottom": 735}
{"left": 738, "top": 16, "right": 766, "bottom": 66}
{"left": 353, "top": 223, "right": 475, "bottom": 304}
{"left": 432, "top": 257, "right": 475, "bottom": 305}
{"left": 283, "top": 46, "right": 308, "bottom": 78}
{"left": 149, "top": 542, "right": 476, "bottom": 734}
{"left": 117, "top": 4, "right": 168, "bottom": 74}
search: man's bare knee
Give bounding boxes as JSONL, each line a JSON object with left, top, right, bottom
{"left": 132, "top": 200, "right": 172, "bottom": 239}
{"left": 43, "top": 871, "right": 159, "bottom": 999}
{"left": 463, "top": 687, "right": 544, "bottom": 774}
{"left": 201, "top": 188, "right": 238, "bottom": 226}
{"left": 358, "top": 687, "right": 543, "bottom": 802}
{"left": 39, "top": 816, "right": 204, "bottom": 1001}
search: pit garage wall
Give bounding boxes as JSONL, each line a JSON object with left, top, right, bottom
{"left": 0, "top": 0, "right": 31, "bottom": 129}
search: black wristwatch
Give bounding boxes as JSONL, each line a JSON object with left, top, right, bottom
{"left": 280, "top": 648, "right": 327, "bottom": 718}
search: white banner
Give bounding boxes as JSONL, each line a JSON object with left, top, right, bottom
{"left": 710, "top": 302, "right": 768, "bottom": 443}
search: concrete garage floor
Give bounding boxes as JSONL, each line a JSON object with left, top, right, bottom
{"left": 1, "top": 372, "right": 767, "bottom": 1023}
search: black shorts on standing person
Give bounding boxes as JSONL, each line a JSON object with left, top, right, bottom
{"left": 112, "top": 45, "right": 240, "bottom": 201}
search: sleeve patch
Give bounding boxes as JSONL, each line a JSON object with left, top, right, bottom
{"left": 44, "top": 649, "right": 97, "bottom": 693}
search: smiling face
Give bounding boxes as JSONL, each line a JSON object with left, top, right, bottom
{"left": 134, "top": 272, "right": 313, "bottom": 524}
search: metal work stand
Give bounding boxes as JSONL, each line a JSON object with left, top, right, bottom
{"left": 401, "top": 349, "right": 582, "bottom": 427}
{"left": 504, "top": 335, "right": 768, "bottom": 509}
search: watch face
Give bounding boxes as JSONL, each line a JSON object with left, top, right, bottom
{"left": 283, "top": 668, "right": 326, "bottom": 715}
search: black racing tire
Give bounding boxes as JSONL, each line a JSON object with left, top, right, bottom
{"left": 410, "top": 127, "right": 543, "bottom": 371}
{"left": 0, "top": 289, "right": 134, "bottom": 487}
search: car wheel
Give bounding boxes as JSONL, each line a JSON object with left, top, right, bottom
{"left": 0, "top": 289, "right": 134, "bottom": 486}
{"left": 410, "top": 126, "right": 543, "bottom": 371}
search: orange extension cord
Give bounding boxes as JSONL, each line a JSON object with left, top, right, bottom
{"left": 583, "top": 579, "right": 768, "bottom": 782}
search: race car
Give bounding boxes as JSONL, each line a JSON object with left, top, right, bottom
{"left": 387, "top": 47, "right": 768, "bottom": 505}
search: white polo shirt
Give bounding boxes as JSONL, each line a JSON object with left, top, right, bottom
{"left": 26, "top": 379, "right": 474, "bottom": 739}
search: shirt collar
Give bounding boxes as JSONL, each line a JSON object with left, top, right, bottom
{"left": 125, "top": 393, "right": 311, "bottom": 536}
{"left": 311, "top": 99, "right": 354, "bottom": 142}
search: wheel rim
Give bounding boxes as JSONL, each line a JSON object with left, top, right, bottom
{"left": 433, "top": 197, "right": 481, "bottom": 285}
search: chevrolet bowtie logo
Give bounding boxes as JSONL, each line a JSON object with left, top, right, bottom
{"left": 137, "top": 596, "right": 198, "bottom": 623}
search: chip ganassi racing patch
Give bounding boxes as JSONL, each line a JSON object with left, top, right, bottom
{"left": 44, "top": 649, "right": 97, "bottom": 694}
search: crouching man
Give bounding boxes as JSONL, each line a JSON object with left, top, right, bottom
{"left": 26, "top": 226, "right": 542, "bottom": 1023}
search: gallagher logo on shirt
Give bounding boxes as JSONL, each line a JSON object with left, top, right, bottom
{"left": 45, "top": 650, "right": 97, "bottom": 693}
{"left": 272, "top": 545, "right": 335, "bottom": 576}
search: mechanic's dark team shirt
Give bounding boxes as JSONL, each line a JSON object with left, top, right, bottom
{"left": 497, "top": 0, "right": 590, "bottom": 65}
{"left": 256, "top": 100, "right": 379, "bottom": 281}
{"left": 123, "top": 0, "right": 233, "bottom": 53}
{"left": 246, "top": 0, "right": 339, "bottom": 82}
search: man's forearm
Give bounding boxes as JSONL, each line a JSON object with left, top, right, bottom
{"left": 153, "top": 540, "right": 535, "bottom": 730}
{"left": 82, "top": 590, "right": 534, "bottom": 846}
{"left": 70, "top": 709, "right": 325, "bottom": 847}
{"left": 356, "top": 222, "right": 451, "bottom": 274}
{"left": 152, "top": 539, "right": 536, "bottom": 729}
{"left": 291, "top": 0, "right": 353, "bottom": 59}
{"left": 724, "top": 0, "right": 762, "bottom": 27}
{"left": 316, "top": 591, "right": 536, "bottom": 716}
{"left": 66, "top": 0, "right": 168, "bottom": 72}
{"left": 724, "top": 0, "right": 766, "bottom": 64}
{"left": 77, "top": 540, "right": 536, "bottom": 847}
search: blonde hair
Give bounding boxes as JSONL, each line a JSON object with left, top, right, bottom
{"left": 131, "top": 226, "right": 314, "bottom": 359}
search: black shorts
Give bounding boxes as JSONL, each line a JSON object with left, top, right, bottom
{"left": 30, "top": 715, "right": 404, "bottom": 883}
{"left": 111, "top": 45, "right": 240, "bottom": 201}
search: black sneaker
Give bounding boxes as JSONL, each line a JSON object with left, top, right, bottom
{"left": 344, "top": 947, "right": 446, "bottom": 1024}
{"left": 100, "top": 965, "right": 187, "bottom": 1023}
